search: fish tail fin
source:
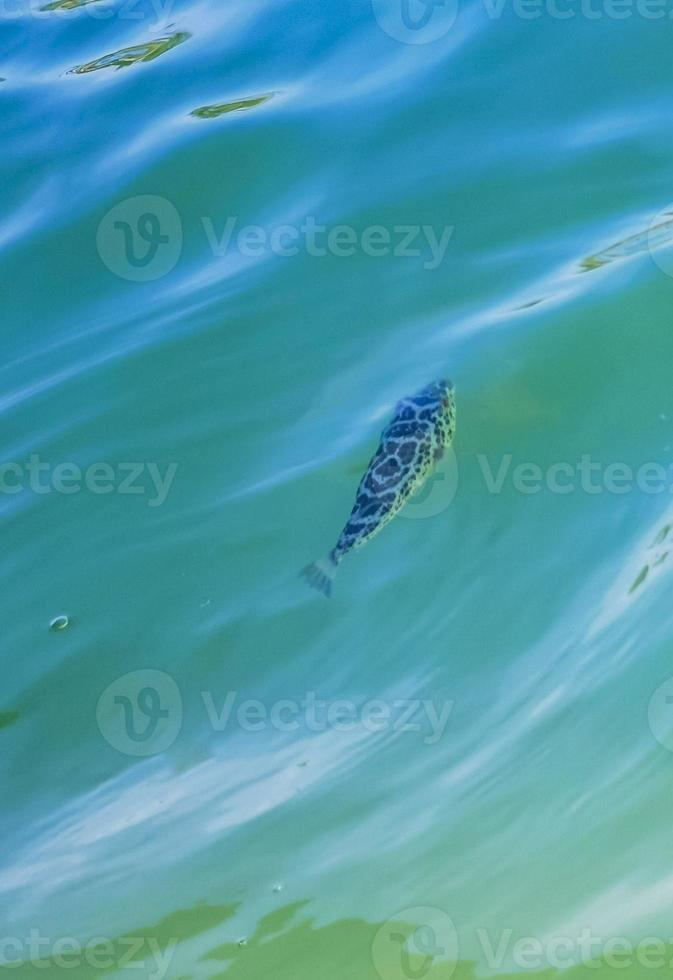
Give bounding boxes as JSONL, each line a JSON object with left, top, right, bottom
{"left": 301, "top": 553, "right": 338, "bottom": 598}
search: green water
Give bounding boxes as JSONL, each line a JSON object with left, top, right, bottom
{"left": 3, "top": 0, "right": 673, "bottom": 976}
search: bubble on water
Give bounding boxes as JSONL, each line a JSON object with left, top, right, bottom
{"left": 49, "top": 615, "right": 70, "bottom": 631}
{"left": 199, "top": 597, "right": 212, "bottom": 608}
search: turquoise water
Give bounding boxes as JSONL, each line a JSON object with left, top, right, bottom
{"left": 3, "top": 0, "right": 673, "bottom": 976}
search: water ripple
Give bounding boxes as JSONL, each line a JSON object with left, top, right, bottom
{"left": 68, "top": 32, "right": 191, "bottom": 75}
{"left": 191, "top": 92, "right": 275, "bottom": 119}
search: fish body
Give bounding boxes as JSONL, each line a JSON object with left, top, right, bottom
{"left": 303, "top": 379, "right": 456, "bottom": 596}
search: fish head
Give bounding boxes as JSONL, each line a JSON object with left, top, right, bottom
{"left": 419, "top": 378, "right": 454, "bottom": 402}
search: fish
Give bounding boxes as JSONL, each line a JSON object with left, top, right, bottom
{"left": 302, "top": 379, "right": 456, "bottom": 597}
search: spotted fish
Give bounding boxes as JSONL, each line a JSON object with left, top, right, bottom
{"left": 302, "top": 379, "right": 456, "bottom": 597}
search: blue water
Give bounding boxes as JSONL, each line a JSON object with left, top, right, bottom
{"left": 3, "top": 0, "right": 673, "bottom": 976}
